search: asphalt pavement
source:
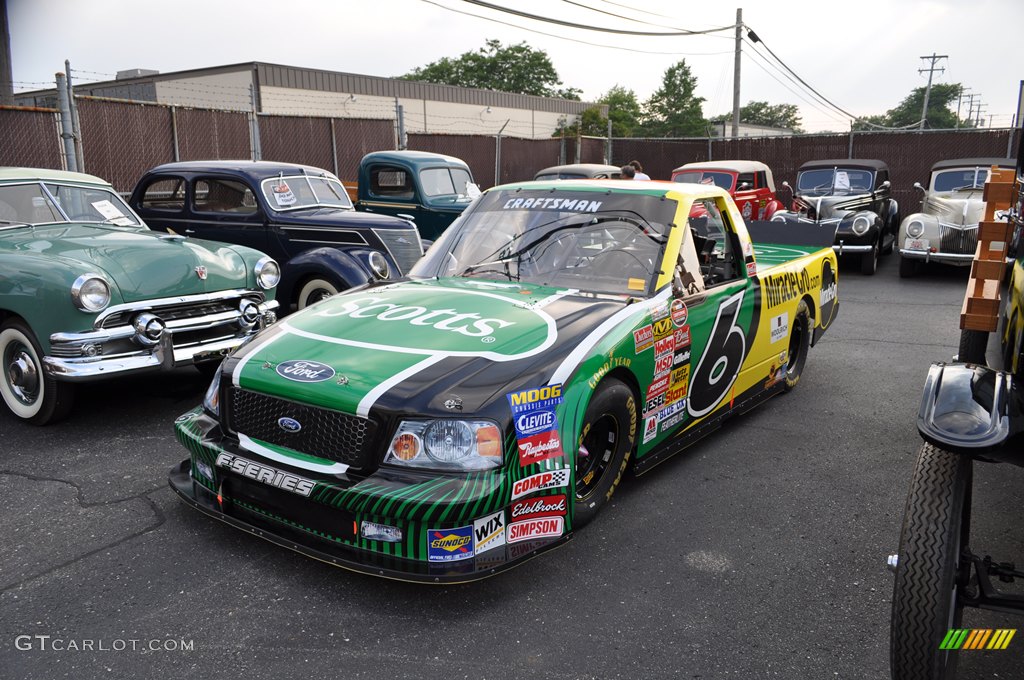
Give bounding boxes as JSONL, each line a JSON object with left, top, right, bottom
{"left": 1, "top": 254, "right": 1022, "bottom": 679}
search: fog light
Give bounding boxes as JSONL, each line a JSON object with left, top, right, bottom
{"left": 391, "top": 432, "right": 422, "bottom": 461}
{"left": 82, "top": 343, "right": 99, "bottom": 357}
{"left": 361, "top": 521, "right": 402, "bottom": 543}
{"left": 132, "top": 312, "right": 165, "bottom": 346}
{"left": 238, "top": 300, "right": 261, "bottom": 328}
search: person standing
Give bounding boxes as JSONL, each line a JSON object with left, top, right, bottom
{"left": 620, "top": 165, "right": 636, "bottom": 179}
{"left": 629, "top": 160, "right": 651, "bottom": 180}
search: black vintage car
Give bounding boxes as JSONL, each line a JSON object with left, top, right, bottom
{"left": 131, "top": 161, "right": 424, "bottom": 310}
{"left": 777, "top": 158, "right": 899, "bottom": 275}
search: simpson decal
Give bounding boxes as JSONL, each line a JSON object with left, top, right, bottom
{"left": 510, "top": 494, "right": 567, "bottom": 521}
{"left": 507, "top": 517, "right": 564, "bottom": 543}
{"left": 770, "top": 312, "right": 789, "bottom": 344}
{"left": 428, "top": 525, "right": 475, "bottom": 562}
{"left": 633, "top": 325, "right": 654, "bottom": 352}
{"left": 511, "top": 468, "right": 570, "bottom": 501}
{"left": 473, "top": 511, "right": 506, "bottom": 553}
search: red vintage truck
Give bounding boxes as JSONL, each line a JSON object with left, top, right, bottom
{"left": 672, "top": 160, "right": 785, "bottom": 222}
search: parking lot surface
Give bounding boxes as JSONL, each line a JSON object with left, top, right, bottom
{"left": 2, "top": 256, "right": 1022, "bottom": 679}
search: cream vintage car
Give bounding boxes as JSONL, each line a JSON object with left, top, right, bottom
{"left": 898, "top": 157, "right": 1015, "bottom": 277}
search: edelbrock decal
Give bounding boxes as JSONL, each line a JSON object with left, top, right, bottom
{"left": 215, "top": 452, "right": 315, "bottom": 497}
{"left": 275, "top": 359, "right": 335, "bottom": 383}
{"left": 511, "top": 468, "right": 570, "bottom": 501}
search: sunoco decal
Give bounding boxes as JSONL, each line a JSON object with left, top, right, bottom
{"left": 507, "top": 517, "right": 564, "bottom": 543}
{"left": 511, "top": 468, "right": 570, "bottom": 500}
{"left": 473, "top": 511, "right": 506, "bottom": 553}
{"left": 508, "top": 384, "right": 564, "bottom": 467}
{"left": 275, "top": 359, "right": 335, "bottom": 383}
{"left": 214, "top": 452, "right": 315, "bottom": 497}
{"left": 428, "top": 525, "right": 475, "bottom": 562}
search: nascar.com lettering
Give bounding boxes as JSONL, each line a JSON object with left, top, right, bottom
{"left": 511, "top": 469, "right": 570, "bottom": 500}
{"left": 507, "top": 517, "right": 565, "bottom": 543}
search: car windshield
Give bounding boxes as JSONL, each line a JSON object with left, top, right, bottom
{"left": 535, "top": 172, "right": 588, "bottom": 181}
{"left": 0, "top": 181, "right": 142, "bottom": 227}
{"left": 797, "top": 168, "right": 875, "bottom": 196}
{"left": 410, "top": 189, "right": 676, "bottom": 297}
{"left": 673, "top": 171, "right": 735, "bottom": 191}
{"left": 932, "top": 168, "right": 990, "bottom": 192}
{"left": 260, "top": 175, "right": 353, "bottom": 211}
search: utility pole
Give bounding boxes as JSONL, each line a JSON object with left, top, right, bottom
{"left": 975, "top": 104, "right": 988, "bottom": 128}
{"left": 917, "top": 53, "right": 947, "bottom": 130}
{"left": 731, "top": 8, "right": 742, "bottom": 139}
{"left": 0, "top": 0, "right": 13, "bottom": 105}
{"left": 955, "top": 86, "right": 970, "bottom": 129}
{"left": 963, "top": 93, "right": 979, "bottom": 128}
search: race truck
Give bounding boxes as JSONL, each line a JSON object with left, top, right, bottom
{"left": 170, "top": 179, "right": 840, "bottom": 583}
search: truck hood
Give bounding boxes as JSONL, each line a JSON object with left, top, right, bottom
{"left": 229, "top": 278, "right": 637, "bottom": 417}
{"left": 795, "top": 193, "right": 873, "bottom": 220}
{"left": 922, "top": 194, "right": 986, "bottom": 226}
{"left": 274, "top": 208, "right": 417, "bottom": 230}
{"left": 0, "top": 224, "right": 250, "bottom": 302}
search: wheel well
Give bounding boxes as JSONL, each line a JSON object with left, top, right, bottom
{"left": 595, "top": 366, "right": 642, "bottom": 464}
{"left": 292, "top": 273, "right": 345, "bottom": 304}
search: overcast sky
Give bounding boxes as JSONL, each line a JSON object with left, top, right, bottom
{"left": 7, "top": 0, "right": 1023, "bottom": 133}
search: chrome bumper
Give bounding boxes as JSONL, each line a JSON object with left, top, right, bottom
{"left": 898, "top": 249, "right": 975, "bottom": 265}
{"left": 833, "top": 243, "right": 873, "bottom": 255}
{"left": 43, "top": 298, "right": 278, "bottom": 381}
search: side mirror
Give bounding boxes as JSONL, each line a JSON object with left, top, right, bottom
{"left": 737, "top": 182, "right": 751, "bottom": 190}
{"left": 913, "top": 182, "right": 924, "bottom": 193}
{"left": 397, "top": 213, "right": 416, "bottom": 221}
{"left": 881, "top": 180, "right": 891, "bottom": 190}
{"left": 781, "top": 180, "right": 791, "bottom": 189}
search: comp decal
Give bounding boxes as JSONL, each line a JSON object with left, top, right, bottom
{"left": 510, "top": 468, "right": 570, "bottom": 500}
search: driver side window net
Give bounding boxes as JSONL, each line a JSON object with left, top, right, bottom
{"left": 688, "top": 199, "right": 742, "bottom": 287}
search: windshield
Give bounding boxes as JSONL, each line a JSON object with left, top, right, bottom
{"left": 673, "top": 171, "right": 735, "bottom": 191}
{"left": 260, "top": 175, "right": 353, "bottom": 211}
{"left": 932, "top": 168, "right": 989, "bottom": 192}
{"left": 797, "top": 168, "right": 874, "bottom": 196}
{"left": 0, "top": 181, "right": 142, "bottom": 227}
{"left": 411, "top": 189, "right": 677, "bottom": 297}
{"left": 421, "top": 167, "right": 476, "bottom": 200}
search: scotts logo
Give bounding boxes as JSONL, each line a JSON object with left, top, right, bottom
{"left": 511, "top": 468, "right": 570, "bottom": 500}
{"left": 291, "top": 285, "right": 558, "bottom": 358}
{"left": 275, "top": 360, "right": 335, "bottom": 383}
{"left": 516, "top": 410, "right": 556, "bottom": 436}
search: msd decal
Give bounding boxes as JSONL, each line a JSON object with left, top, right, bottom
{"left": 510, "top": 494, "right": 567, "bottom": 521}
{"left": 473, "top": 511, "right": 506, "bottom": 553}
{"left": 507, "top": 517, "right": 564, "bottom": 543}
{"left": 511, "top": 468, "right": 570, "bottom": 501}
{"left": 428, "top": 525, "right": 475, "bottom": 562}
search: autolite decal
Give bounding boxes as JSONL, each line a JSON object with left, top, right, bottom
{"left": 507, "top": 517, "right": 564, "bottom": 543}
{"left": 510, "top": 494, "right": 567, "bottom": 520}
{"left": 427, "top": 525, "right": 475, "bottom": 562}
{"left": 511, "top": 468, "right": 570, "bottom": 500}
{"left": 214, "top": 452, "right": 315, "bottom": 497}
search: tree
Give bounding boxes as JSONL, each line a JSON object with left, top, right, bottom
{"left": 711, "top": 101, "right": 803, "bottom": 132}
{"left": 553, "top": 106, "right": 607, "bottom": 137}
{"left": 640, "top": 60, "right": 706, "bottom": 137}
{"left": 401, "top": 39, "right": 577, "bottom": 98}
{"left": 853, "top": 83, "right": 971, "bottom": 131}
{"left": 601, "top": 85, "right": 643, "bottom": 137}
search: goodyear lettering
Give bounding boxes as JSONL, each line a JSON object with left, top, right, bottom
{"left": 587, "top": 356, "right": 632, "bottom": 389}
{"left": 317, "top": 298, "right": 514, "bottom": 337}
{"left": 502, "top": 197, "right": 603, "bottom": 212}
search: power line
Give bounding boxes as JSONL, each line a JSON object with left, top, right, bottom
{"left": 739, "top": 39, "right": 849, "bottom": 126}
{"left": 560, "top": 0, "right": 734, "bottom": 39}
{"left": 461, "top": 0, "right": 735, "bottom": 36}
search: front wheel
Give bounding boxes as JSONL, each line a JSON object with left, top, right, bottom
{"left": 957, "top": 329, "right": 987, "bottom": 365}
{"left": 899, "top": 256, "right": 918, "bottom": 279}
{"left": 0, "top": 319, "right": 74, "bottom": 425}
{"left": 574, "top": 379, "right": 637, "bottom": 528}
{"left": 890, "top": 443, "right": 972, "bottom": 680}
{"left": 860, "top": 242, "right": 879, "bottom": 275}
{"left": 783, "top": 299, "right": 811, "bottom": 392}
{"left": 295, "top": 277, "right": 342, "bottom": 310}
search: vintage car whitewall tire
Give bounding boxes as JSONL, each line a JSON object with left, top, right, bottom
{"left": 890, "top": 443, "right": 971, "bottom": 680}
{"left": 783, "top": 300, "right": 811, "bottom": 392}
{"left": 573, "top": 379, "right": 636, "bottom": 528}
{"left": 0, "top": 320, "right": 74, "bottom": 425}
{"left": 296, "top": 277, "right": 342, "bottom": 309}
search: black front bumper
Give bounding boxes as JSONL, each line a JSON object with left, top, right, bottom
{"left": 168, "top": 460, "right": 569, "bottom": 584}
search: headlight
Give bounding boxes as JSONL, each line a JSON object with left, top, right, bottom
{"left": 368, "top": 251, "right": 390, "bottom": 279}
{"left": 906, "top": 220, "right": 924, "bottom": 238}
{"left": 71, "top": 273, "right": 111, "bottom": 312}
{"left": 385, "top": 419, "right": 502, "bottom": 470}
{"left": 254, "top": 257, "right": 281, "bottom": 290}
{"left": 851, "top": 215, "right": 871, "bottom": 236}
{"left": 203, "top": 369, "right": 222, "bottom": 416}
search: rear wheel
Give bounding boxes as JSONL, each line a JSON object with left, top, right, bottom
{"left": 890, "top": 443, "right": 972, "bottom": 680}
{"left": 899, "top": 256, "right": 918, "bottom": 279}
{"left": 957, "top": 329, "right": 987, "bottom": 364}
{"left": 860, "top": 242, "right": 879, "bottom": 275}
{"left": 0, "top": 319, "right": 74, "bottom": 425}
{"left": 296, "top": 277, "right": 342, "bottom": 310}
{"left": 783, "top": 300, "right": 811, "bottom": 392}
{"left": 574, "top": 379, "right": 636, "bottom": 528}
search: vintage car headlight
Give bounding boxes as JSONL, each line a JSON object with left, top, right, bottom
{"left": 851, "top": 215, "right": 871, "bottom": 236}
{"left": 385, "top": 419, "right": 502, "bottom": 470}
{"left": 906, "top": 220, "right": 925, "bottom": 238}
{"left": 368, "top": 251, "right": 390, "bottom": 279}
{"left": 203, "top": 369, "right": 222, "bottom": 416}
{"left": 71, "top": 273, "right": 111, "bottom": 312}
{"left": 254, "top": 257, "right": 281, "bottom": 290}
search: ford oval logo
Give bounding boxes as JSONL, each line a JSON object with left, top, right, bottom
{"left": 516, "top": 410, "right": 556, "bottom": 437}
{"left": 278, "top": 417, "right": 302, "bottom": 433}
{"left": 275, "top": 359, "right": 336, "bottom": 383}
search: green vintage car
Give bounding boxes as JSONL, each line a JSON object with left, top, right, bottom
{"left": 0, "top": 168, "right": 280, "bottom": 424}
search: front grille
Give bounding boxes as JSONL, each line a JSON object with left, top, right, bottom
{"left": 227, "top": 388, "right": 377, "bottom": 470}
{"left": 99, "top": 297, "right": 258, "bottom": 329}
{"left": 375, "top": 228, "right": 423, "bottom": 275}
{"left": 938, "top": 223, "right": 978, "bottom": 254}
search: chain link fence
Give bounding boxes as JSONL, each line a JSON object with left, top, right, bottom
{"left": 76, "top": 97, "right": 174, "bottom": 192}
{"left": 0, "top": 106, "right": 65, "bottom": 170}
{"left": 333, "top": 119, "right": 395, "bottom": 179}
{"left": 174, "top": 107, "right": 251, "bottom": 162}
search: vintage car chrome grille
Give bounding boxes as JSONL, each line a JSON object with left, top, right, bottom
{"left": 227, "top": 388, "right": 376, "bottom": 470}
{"left": 938, "top": 223, "right": 978, "bottom": 255}
{"left": 374, "top": 228, "right": 423, "bottom": 275}
{"left": 99, "top": 299, "right": 255, "bottom": 328}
